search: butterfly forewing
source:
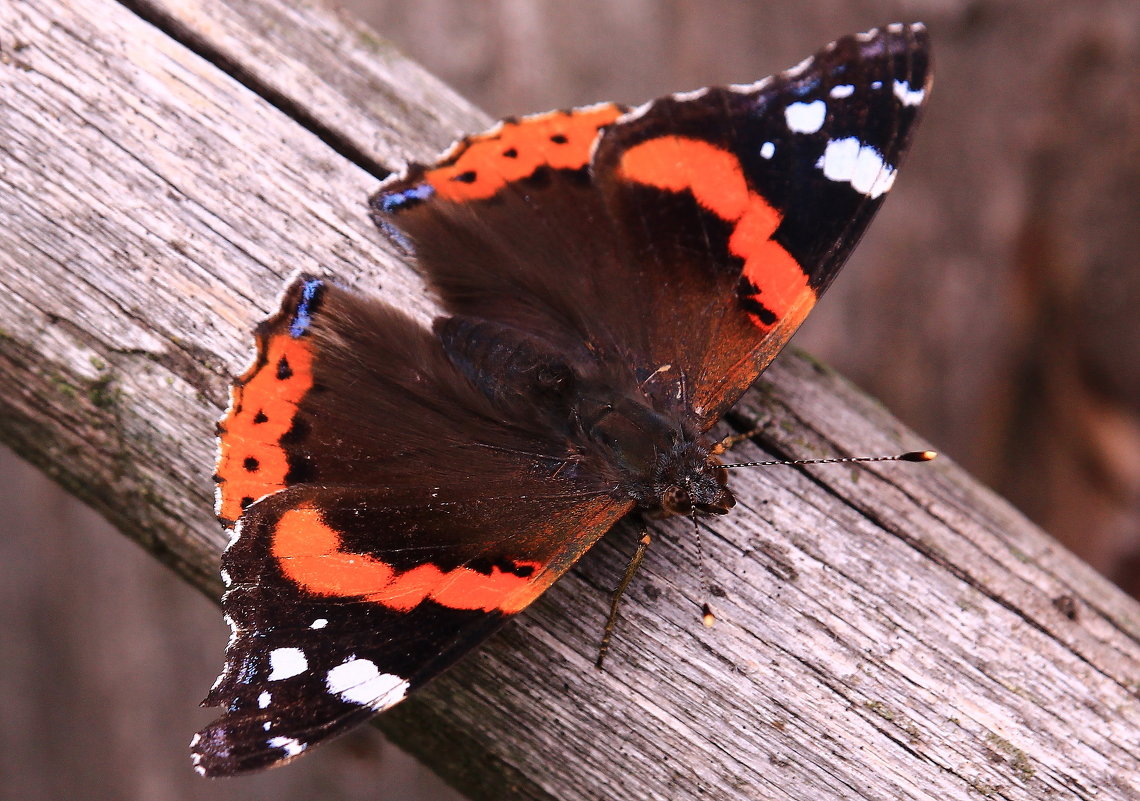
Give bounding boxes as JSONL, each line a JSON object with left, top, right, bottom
{"left": 588, "top": 23, "right": 930, "bottom": 422}
{"left": 375, "top": 26, "right": 929, "bottom": 427}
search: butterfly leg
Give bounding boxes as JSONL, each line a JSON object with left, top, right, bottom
{"left": 595, "top": 528, "right": 652, "bottom": 669}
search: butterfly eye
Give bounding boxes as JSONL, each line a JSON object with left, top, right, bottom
{"left": 662, "top": 485, "right": 692, "bottom": 515}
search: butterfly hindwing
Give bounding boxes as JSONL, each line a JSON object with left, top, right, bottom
{"left": 371, "top": 104, "right": 649, "bottom": 369}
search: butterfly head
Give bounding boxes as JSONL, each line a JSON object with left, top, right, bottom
{"left": 653, "top": 441, "right": 736, "bottom": 518}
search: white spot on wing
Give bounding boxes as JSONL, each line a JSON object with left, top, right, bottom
{"left": 258, "top": 690, "right": 272, "bottom": 708}
{"left": 784, "top": 100, "right": 826, "bottom": 134}
{"left": 783, "top": 54, "right": 815, "bottom": 79}
{"left": 326, "top": 657, "right": 410, "bottom": 709}
{"left": 616, "top": 99, "right": 655, "bottom": 125}
{"left": 893, "top": 79, "right": 926, "bottom": 107}
{"left": 671, "top": 87, "right": 710, "bottom": 102}
{"left": 760, "top": 142, "right": 775, "bottom": 160}
{"left": 267, "top": 647, "right": 307, "bottom": 681}
{"left": 816, "top": 137, "right": 896, "bottom": 198}
{"left": 224, "top": 614, "right": 239, "bottom": 649}
{"left": 220, "top": 569, "right": 231, "bottom": 587}
{"left": 830, "top": 84, "right": 855, "bottom": 99}
{"left": 310, "top": 618, "right": 328, "bottom": 629}
{"left": 728, "top": 75, "right": 772, "bottom": 95}
{"left": 267, "top": 736, "right": 306, "bottom": 757}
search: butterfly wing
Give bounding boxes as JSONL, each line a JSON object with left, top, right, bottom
{"left": 199, "top": 23, "right": 933, "bottom": 775}
{"left": 196, "top": 277, "right": 631, "bottom": 775}
{"left": 371, "top": 24, "right": 930, "bottom": 428}
{"left": 592, "top": 24, "right": 931, "bottom": 423}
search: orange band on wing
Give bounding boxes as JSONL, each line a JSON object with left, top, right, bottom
{"left": 618, "top": 136, "right": 814, "bottom": 329}
{"left": 216, "top": 333, "right": 314, "bottom": 523}
{"left": 426, "top": 105, "right": 624, "bottom": 202}
{"left": 271, "top": 505, "right": 544, "bottom": 614}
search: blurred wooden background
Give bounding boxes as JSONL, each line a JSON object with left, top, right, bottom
{"left": 2, "top": 1, "right": 1137, "bottom": 799}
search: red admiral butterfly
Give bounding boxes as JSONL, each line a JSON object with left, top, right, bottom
{"left": 193, "top": 23, "right": 931, "bottom": 776}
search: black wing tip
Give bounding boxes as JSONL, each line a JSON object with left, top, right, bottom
{"left": 819, "top": 22, "right": 931, "bottom": 84}
{"left": 190, "top": 725, "right": 242, "bottom": 778}
{"left": 844, "top": 22, "right": 930, "bottom": 52}
{"left": 190, "top": 721, "right": 311, "bottom": 778}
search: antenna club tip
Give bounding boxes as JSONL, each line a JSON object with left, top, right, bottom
{"left": 902, "top": 450, "right": 938, "bottom": 462}
{"left": 701, "top": 603, "right": 716, "bottom": 627}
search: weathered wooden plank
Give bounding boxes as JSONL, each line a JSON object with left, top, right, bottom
{"left": 119, "top": 0, "right": 490, "bottom": 171}
{"left": 1, "top": 1, "right": 1138, "bottom": 800}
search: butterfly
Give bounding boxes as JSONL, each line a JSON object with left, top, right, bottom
{"left": 192, "top": 23, "right": 931, "bottom": 776}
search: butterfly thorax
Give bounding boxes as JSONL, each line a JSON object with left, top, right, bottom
{"left": 437, "top": 315, "right": 734, "bottom": 518}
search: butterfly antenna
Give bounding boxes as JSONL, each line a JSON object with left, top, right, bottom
{"left": 715, "top": 450, "right": 937, "bottom": 470}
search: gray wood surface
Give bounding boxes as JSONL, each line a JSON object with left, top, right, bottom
{"left": 2, "top": 1, "right": 1139, "bottom": 799}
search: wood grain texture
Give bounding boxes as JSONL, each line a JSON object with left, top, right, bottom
{"left": 120, "top": 0, "right": 489, "bottom": 170}
{"left": 2, "top": 1, "right": 1139, "bottom": 800}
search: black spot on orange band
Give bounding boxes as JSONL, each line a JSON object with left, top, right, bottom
{"left": 423, "top": 104, "right": 625, "bottom": 202}
{"left": 276, "top": 356, "right": 293, "bottom": 381}
{"left": 216, "top": 332, "right": 315, "bottom": 523}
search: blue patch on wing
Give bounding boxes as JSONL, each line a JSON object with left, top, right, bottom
{"left": 371, "top": 183, "right": 435, "bottom": 255}
{"left": 377, "top": 182, "right": 435, "bottom": 213}
{"left": 289, "top": 278, "right": 323, "bottom": 338}
{"left": 789, "top": 77, "right": 822, "bottom": 97}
